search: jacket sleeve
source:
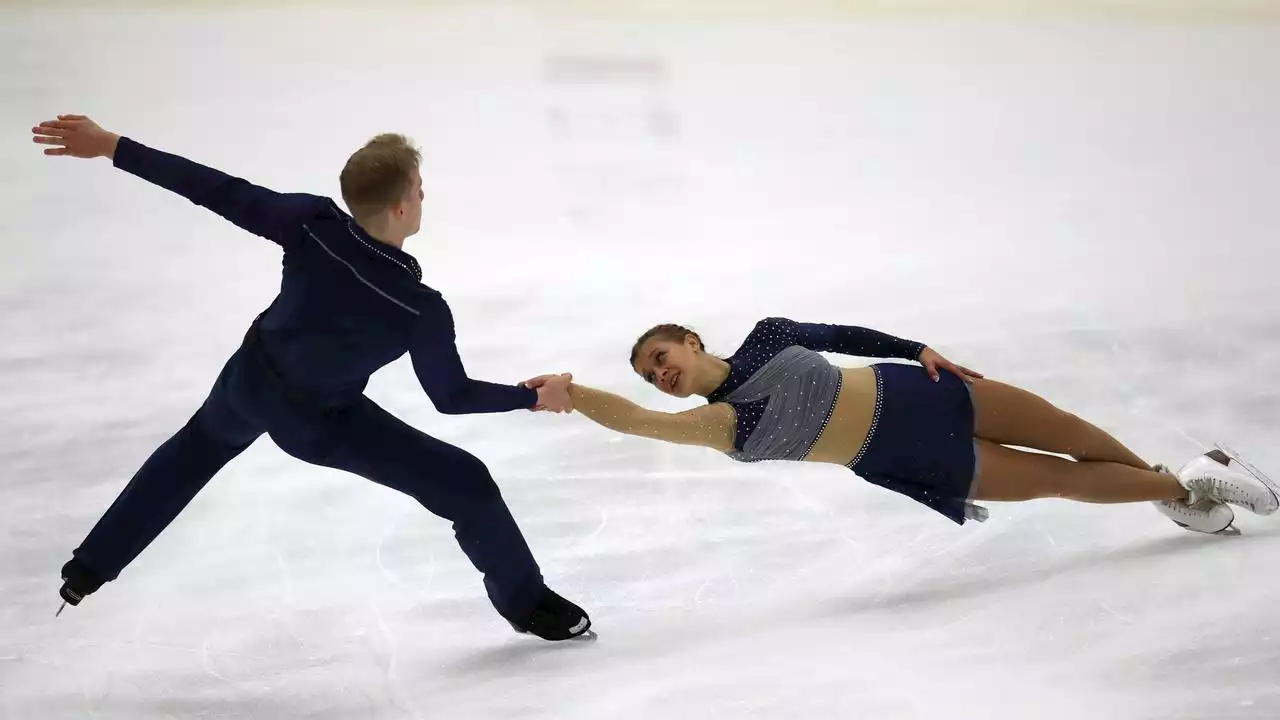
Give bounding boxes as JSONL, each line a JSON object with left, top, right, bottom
{"left": 112, "top": 136, "right": 323, "bottom": 250}
{"left": 753, "top": 317, "right": 925, "bottom": 360}
{"left": 409, "top": 293, "right": 539, "bottom": 414}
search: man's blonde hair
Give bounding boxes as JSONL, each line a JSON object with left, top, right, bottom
{"left": 339, "top": 133, "right": 421, "bottom": 222}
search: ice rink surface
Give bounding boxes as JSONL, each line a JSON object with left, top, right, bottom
{"left": 3, "top": 4, "right": 1279, "bottom": 718}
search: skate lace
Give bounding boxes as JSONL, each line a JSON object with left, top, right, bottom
{"left": 1194, "top": 474, "right": 1263, "bottom": 510}
{"left": 1164, "top": 499, "right": 1207, "bottom": 519}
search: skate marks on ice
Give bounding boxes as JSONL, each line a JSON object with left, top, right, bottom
{"left": 437, "top": 587, "right": 1118, "bottom": 720}
{"left": 430, "top": 471, "right": 1104, "bottom": 718}
{"left": 445, "top": 622, "right": 602, "bottom": 679}
{"left": 807, "top": 516, "right": 1276, "bottom": 620}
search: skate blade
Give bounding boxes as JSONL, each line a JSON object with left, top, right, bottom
{"left": 510, "top": 626, "right": 598, "bottom": 642}
{"left": 1174, "top": 522, "right": 1241, "bottom": 536}
{"left": 1170, "top": 516, "right": 1239, "bottom": 536}
{"left": 1215, "top": 442, "right": 1279, "bottom": 514}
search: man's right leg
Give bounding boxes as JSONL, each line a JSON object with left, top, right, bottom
{"left": 60, "top": 361, "right": 263, "bottom": 608}
{"left": 290, "top": 398, "right": 590, "bottom": 639}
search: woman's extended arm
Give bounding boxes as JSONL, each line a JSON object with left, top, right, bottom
{"left": 567, "top": 384, "right": 736, "bottom": 452}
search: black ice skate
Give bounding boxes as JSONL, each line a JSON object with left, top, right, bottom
{"left": 508, "top": 587, "right": 595, "bottom": 641}
{"left": 56, "top": 558, "right": 104, "bottom": 616}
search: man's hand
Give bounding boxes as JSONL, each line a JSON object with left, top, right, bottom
{"left": 520, "top": 373, "right": 571, "bottom": 391}
{"left": 31, "top": 115, "right": 121, "bottom": 159}
{"left": 531, "top": 374, "right": 574, "bottom": 413}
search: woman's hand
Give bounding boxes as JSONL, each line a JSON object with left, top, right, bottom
{"left": 521, "top": 373, "right": 574, "bottom": 412}
{"left": 918, "top": 347, "right": 983, "bottom": 384}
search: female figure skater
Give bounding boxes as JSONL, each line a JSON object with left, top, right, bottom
{"left": 532, "top": 317, "right": 1277, "bottom": 534}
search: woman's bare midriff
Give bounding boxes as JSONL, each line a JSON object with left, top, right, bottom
{"left": 802, "top": 366, "right": 877, "bottom": 465}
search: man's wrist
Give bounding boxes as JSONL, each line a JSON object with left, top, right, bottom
{"left": 102, "top": 132, "right": 121, "bottom": 160}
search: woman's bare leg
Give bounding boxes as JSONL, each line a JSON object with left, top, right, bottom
{"left": 968, "top": 377, "right": 1151, "bottom": 470}
{"left": 971, "top": 439, "right": 1186, "bottom": 503}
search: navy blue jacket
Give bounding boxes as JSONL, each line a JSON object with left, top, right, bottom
{"left": 113, "top": 136, "right": 538, "bottom": 414}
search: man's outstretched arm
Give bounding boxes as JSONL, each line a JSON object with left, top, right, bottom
{"left": 410, "top": 293, "right": 573, "bottom": 415}
{"left": 32, "top": 114, "right": 322, "bottom": 249}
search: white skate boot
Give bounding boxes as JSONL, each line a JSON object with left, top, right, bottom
{"left": 1177, "top": 446, "right": 1279, "bottom": 516}
{"left": 1151, "top": 464, "right": 1238, "bottom": 535}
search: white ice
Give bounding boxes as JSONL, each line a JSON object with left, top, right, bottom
{"left": 3, "top": 5, "right": 1280, "bottom": 719}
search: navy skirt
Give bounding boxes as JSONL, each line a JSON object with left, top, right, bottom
{"left": 847, "top": 362, "right": 987, "bottom": 524}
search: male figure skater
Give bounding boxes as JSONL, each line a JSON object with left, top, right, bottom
{"left": 31, "top": 114, "right": 591, "bottom": 641}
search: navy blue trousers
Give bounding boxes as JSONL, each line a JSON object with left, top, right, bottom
{"left": 69, "top": 336, "right": 546, "bottom": 622}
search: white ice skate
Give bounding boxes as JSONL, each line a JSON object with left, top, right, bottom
{"left": 1151, "top": 464, "right": 1238, "bottom": 535}
{"left": 1177, "top": 446, "right": 1279, "bottom": 517}
{"left": 1214, "top": 441, "right": 1280, "bottom": 498}
{"left": 1153, "top": 495, "right": 1237, "bottom": 535}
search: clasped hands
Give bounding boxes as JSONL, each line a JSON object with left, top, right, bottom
{"left": 520, "top": 373, "right": 574, "bottom": 413}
